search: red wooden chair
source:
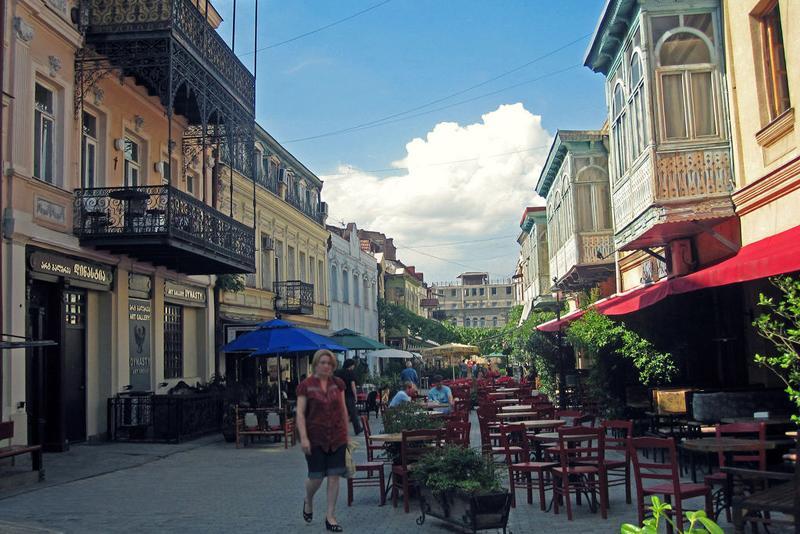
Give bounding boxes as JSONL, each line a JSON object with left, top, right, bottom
{"left": 499, "top": 423, "right": 556, "bottom": 510}
{"left": 391, "top": 429, "right": 444, "bottom": 513}
{"left": 600, "top": 420, "right": 634, "bottom": 504}
{"left": 551, "top": 426, "right": 608, "bottom": 520}
{"left": 704, "top": 422, "right": 766, "bottom": 521}
{"left": 444, "top": 420, "right": 471, "bottom": 447}
{"left": 360, "top": 415, "right": 386, "bottom": 462}
{"left": 630, "top": 437, "right": 712, "bottom": 531}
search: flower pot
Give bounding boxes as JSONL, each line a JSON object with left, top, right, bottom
{"left": 417, "top": 485, "right": 511, "bottom": 533}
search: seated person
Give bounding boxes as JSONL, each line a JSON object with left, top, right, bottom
{"left": 389, "top": 382, "right": 417, "bottom": 408}
{"left": 427, "top": 375, "right": 454, "bottom": 412}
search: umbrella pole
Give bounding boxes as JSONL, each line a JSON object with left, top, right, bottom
{"left": 277, "top": 354, "right": 282, "bottom": 409}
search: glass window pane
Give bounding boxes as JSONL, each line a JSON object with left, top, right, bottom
{"left": 651, "top": 15, "right": 680, "bottom": 46}
{"left": 42, "top": 118, "right": 54, "bottom": 183}
{"left": 684, "top": 13, "right": 714, "bottom": 42}
{"left": 630, "top": 54, "right": 642, "bottom": 86}
{"left": 35, "top": 84, "right": 53, "bottom": 114}
{"left": 691, "top": 72, "right": 716, "bottom": 136}
{"left": 575, "top": 184, "right": 594, "bottom": 231}
{"left": 596, "top": 183, "right": 611, "bottom": 230}
{"left": 613, "top": 84, "right": 625, "bottom": 117}
{"left": 661, "top": 73, "right": 688, "bottom": 139}
{"left": 660, "top": 32, "right": 711, "bottom": 65}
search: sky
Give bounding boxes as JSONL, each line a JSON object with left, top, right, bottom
{"left": 212, "top": 0, "right": 609, "bottom": 283}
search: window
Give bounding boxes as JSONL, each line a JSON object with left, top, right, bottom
{"left": 299, "top": 251, "right": 306, "bottom": 282}
{"left": 287, "top": 246, "right": 296, "bottom": 279}
{"left": 479, "top": 317, "right": 485, "bottom": 327}
{"left": 479, "top": 288, "right": 484, "bottom": 296}
{"left": 653, "top": 14, "right": 719, "bottom": 141}
{"left": 465, "top": 318, "right": 471, "bottom": 328}
{"left": 464, "top": 289, "right": 469, "bottom": 297}
{"left": 81, "top": 111, "right": 98, "bottom": 189}
{"left": 471, "top": 288, "right": 477, "bottom": 296}
{"left": 491, "top": 287, "right": 497, "bottom": 296}
{"left": 164, "top": 304, "right": 183, "bottom": 379}
{"left": 575, "top": 167, "right": 612, "bottom": 231}
{"left": 318, "top": 259, "right": 324, "bottom": 304}
{"left": 505, "top": 287, "right": 512, "bottom": 295}
{"left": 330, "top": 266, "right": 339, "bottom": 301}
{"left": 187, "top": 174, "right": 195, "bottom": 196}
{"left": 353, "top": 274, "right": 360, "bottom": 306}
{"left": 451, "top": 289, "right": 456, "bottom": 297}
{"left": 34, "top": 83, "right": 55, "bottom": 183}
{"left": 124, "top": 137, "right": 141, "bottom": 186}
{"left": 759, "top": 2, "right": 790, "bottom": 120}
{"left": 611, "top": 82, "right": 628, "bottom": 178}
{"left": 260, "top": 235, "right": 272, "bottom": 290}
{"left": 363, "top": 279, "right": 369, "bottom": 309}
{"left": 309, "top": 258, "right": 316, "bottom": 301}
{"left": 274, "top": 240, "right": 283, "bottom": 282}
{"left": 628, "top": 52, "right": 647, "bottom": 162}
{"left": 492, "top": 317, "right": 498, "bottom": 327}
{"left": 342, "top": 271, "right": 350, "bottom": 304}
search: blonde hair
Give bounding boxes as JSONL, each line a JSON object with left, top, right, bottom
{"left": 311, "top": 349, "right": 338, "bottom": 372}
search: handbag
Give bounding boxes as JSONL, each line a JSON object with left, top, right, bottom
{"left": 344, "top": 439, "right": 359, "bottom": 478}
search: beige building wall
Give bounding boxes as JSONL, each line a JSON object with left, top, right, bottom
{"left": 725, "top": 0, "right": 800, "bottom": 246}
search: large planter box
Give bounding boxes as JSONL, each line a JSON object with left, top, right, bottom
{"left": 417, "top": 486, "right": 511, "bottom": 533}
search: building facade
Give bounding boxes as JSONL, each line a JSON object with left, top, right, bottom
{"left": 515, "top": 206, "right": 554, "bottom": 323}
{"left": 2, "top": 0, "right": 255, "bottom": 448}
{"left": 431, "top": 273, "right": 516, "bottom": 328}
{"left": 217, "top": 124, "right": 330, "bottom": 378}
{"left": 535, "top": 130, "right": 616, "bottom": 302}
{"left": 328, "top": 223, "right": 379, "bottom": 340}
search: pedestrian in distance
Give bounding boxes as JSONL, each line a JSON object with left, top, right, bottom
{"left": 389, "top": 381, "right": 417, "bottom": 408}
{"left": 334, "top": 358, "right": 362, "bottom": 435}
{"left": 399, "top": 360, "right": 419, "bottom": 386}
{"left": 296, "top": 349, "right": 349, "bottom": 532}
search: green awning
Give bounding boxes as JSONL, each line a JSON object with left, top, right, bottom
{"left": 330, "top": 329, "right": 389, "bottom": 350}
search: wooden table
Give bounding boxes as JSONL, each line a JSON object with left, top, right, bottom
{"left": 497, "top": 411, "right": 540, "bottom": 419}
{"left": 494, "top": 398, "right": 521, "bottom": 405}
{"left": 720, "top": 417, "right": 794, "bottom": 426}
{"left": 420, "top": 401, "right": 447, "bottom": 410}
{"left": 500, "top": 405, "right": 533, "bottom": 411}
{"left": 495, "top": 388, "right": 520, "bottom": 392}
{"left": 518, "top": 420, "right": 566, "bottom": 430}
{"left": 680, "top": 438, "right": 777, "bottom": 483}
{"left": 488, "top": 392, "right": 512, "bottom": 397}
{"left": 371, "top": 433, "right": 440, "bottom": 443}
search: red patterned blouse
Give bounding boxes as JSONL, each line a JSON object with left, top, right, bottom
{"left": 297, "top": 376, "right": 348, "bottom": 452}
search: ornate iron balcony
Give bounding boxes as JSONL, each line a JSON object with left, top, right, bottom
{"left": 81, "top": 0, "right": 255, "bottom": 112}
{"left": 285, "top": 189, "right": 325, "bottom": 225}
{"left": 273, "top": 281, "right": 315, "bottom": 315}
{"left": 74, "top": 185, "right": 255, "bottom": 274}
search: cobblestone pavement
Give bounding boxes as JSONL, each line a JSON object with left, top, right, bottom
{"left": 0, "top": 414, "right": 734, "bottom": 534}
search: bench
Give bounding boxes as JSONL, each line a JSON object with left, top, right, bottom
{"left": 235, "top": 406, "right": 295, "bottom": 449}
{"left": 0, "top": 421, "right": 44, "bottom": 482}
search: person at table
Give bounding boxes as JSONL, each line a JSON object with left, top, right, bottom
{"left": 428, "top": 375, "right": 454, "bottom": 412}
{"left": 297, "top": 349, "right": 349, "bottom": 532}
{"left": 389, "top": 381, "right": 417, "bottom": 408}
{"left": 334, "top": 358, "right": 362, "bottom": 435}
{"left": 399, "top": 360, "right": 419, "bottom": 386}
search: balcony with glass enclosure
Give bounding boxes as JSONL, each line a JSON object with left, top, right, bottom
{"left": 585, "top": 0, "right": 736, "bottom": 251}
{"left": 535, "top": 131, "right": 616, "bottom": 292}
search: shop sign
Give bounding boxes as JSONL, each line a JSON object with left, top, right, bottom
{"left": 165, "top": 281, "right": 207, "bottom": 306}
{"left": 30, "top": 252, "right": 113, "bottom": 287}
{"left": 34, "top": 196, "right": 66, "bottom": 227}
{"left": 128, "top": 273, "right": 152, "bottom": 299}
{"left": 128, "top": 298, "right": 152, "bottom": 391}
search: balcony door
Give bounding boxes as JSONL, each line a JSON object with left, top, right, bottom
{"left": 81, "top": 112, "right": 98, "bottom": 189}
{"left": 124, "top": 137, "right": 141, "bottom": 187}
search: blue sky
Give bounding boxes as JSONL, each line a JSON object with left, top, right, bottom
{"left": 213, "top": 0, "right": 610, "bottom": 282}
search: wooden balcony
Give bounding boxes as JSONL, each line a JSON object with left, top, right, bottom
{"left": 612, "top": 145, "right": 736, "bottom": 250}
{"left": 549, "top": 232, "right": 615, "bottom": 291}
{"left": 273, "top": 281, "right": 314, "bottom": 315}
{"left": 74, "top": 186, "right": 255, "bottom": 274}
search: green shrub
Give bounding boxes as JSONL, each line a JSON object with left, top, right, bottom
{"left": 415, "top": 445, "right": 502, "bottom": 495}
{"left": 382, "top": 402, "right": 444, "bottom": 434}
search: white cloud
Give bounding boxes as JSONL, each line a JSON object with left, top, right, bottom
{"left": 321, "top": 103, "right": 551, "bottom": 283}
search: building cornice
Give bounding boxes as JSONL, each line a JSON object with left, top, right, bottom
{"left": 733, "top": 154, "right": 800, "bottom": 216}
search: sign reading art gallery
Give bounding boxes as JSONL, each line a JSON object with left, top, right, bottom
{"left": 164, "top": 281, "right": 207, "bottom": 307}
{"left": 29, "top": 251, "right": 113, "bottom": 288}
{"left": 128, "top": 298, "right": 152, "bottom": 391}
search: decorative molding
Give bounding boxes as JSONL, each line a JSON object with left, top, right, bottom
{"left": 48, "top": 55, "right": 62, "bottom": 77}
{"left": 45, "top": 0, "right": 68, "bottom": 13}
{"left": 755, "top": 108, "right": 795, "bottom": 148}
{"left": 733, "top": 154, "right": 800, "bottom": 216}
{"left": 134, "top": 115, "right": 145, "bottom": 132}
{"left": 92, "top": 85, "right": 105, "bottom": 105}
{"left": 13, "top": 17, "right": 34, "bottom": 43}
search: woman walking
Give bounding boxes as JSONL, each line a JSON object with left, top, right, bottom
{"left": 297, "top": 349, "right": 349, "bottom": 532}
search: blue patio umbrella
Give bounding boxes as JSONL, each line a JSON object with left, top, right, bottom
{"left": 221, "top": 319, "right": 347, "bottom": 407}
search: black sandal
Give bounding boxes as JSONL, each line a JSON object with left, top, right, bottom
{"left": 302, "top": 501, "right": 312, "bottom": 523}
{"left": 325, "top": 518, "right": 343, "bottom": 532}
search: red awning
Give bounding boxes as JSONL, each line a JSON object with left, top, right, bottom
{"left": 537, "top": 223, "right": 800, "bottom": 332}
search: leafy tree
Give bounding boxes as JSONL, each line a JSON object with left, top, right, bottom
{"left": 378, "top": 298, "right": 458, "bottom": 345}
{"left": 753, "top": 276, "right": 800, "bottom": 422}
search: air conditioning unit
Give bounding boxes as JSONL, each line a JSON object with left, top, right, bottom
{"left": 261, "top": 235, "right": 274, "bottom": 250}
{"left": 277, "top": 168, "right": 287, "bottom": 185}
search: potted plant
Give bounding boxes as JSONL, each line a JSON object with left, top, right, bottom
{"left": 381, "top": 402, "right": 444, "bottom": 463}
{"left": 414, "top": 445, "right": 511, "bottom": 533}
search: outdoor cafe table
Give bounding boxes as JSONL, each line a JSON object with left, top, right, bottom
{"left": 494, "top": 398, "right": 522, "bottom": 405}
{"left": 500, "top": 405, "right": 533, "bottom": 411}
{"left": 679, "top": 437, "right": 777, "bottom": 483}
{"left": 488, "top": 392, "right": 513, "bottom": 398}
{"left": 720, "top": 417, "right": 795, "bottom": 426}
{"left": 518, "top": 420, "right": 566, "bottom": 430}
{"left": 497, "top": 411, "right": 541, "bottom": 419}
{"left": 495, "top": 388, "right": 520, "bottom": 392}
{"left": 371, "top": 433, "right": 437, "bottom": 443}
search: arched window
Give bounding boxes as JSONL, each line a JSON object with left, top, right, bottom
{"left": 575, "top": 167, "right": 612, "bottom": 231}
{"left": 628, "top": 52, "right": 647, "bottom": 160}
{"left": 330, "top": 265, "right": 338, "bottom": 301}
{"left": 479, "top": 317, "right": 485, "bottom": 328}
{"left": 342, "top": 270, "right": 350, "bottom": 304}
{"left": 353, "top": 273, "right": 359, "bottom": 306}
{"left": 492, "top": 317, "right": 498, "bottom": 327}
{"left": 653, "top": 14, "right": 719, "bottom": 142}
{"left": 464, "top": 318, "right": 471, "bottom": 328}
{"left": 611, "top": 82, "right": 628, "bottom": 178}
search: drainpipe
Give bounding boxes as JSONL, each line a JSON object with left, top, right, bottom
{"left": 0, "top": 0, "right": 6, "bottom": 421}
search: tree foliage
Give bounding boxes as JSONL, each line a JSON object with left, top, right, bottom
{"left": 753, "top": 276, "right": 800, "bottom": 422}
{"left": 378, "top": 298, "right": 458, "bottom": 345}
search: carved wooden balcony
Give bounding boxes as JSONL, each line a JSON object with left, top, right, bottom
{"left": 273, "top": 281, "right": 314, "bottom": 315}
{"left": 549, "top": 231, "right": 615, "bottom": 291}
{"left": 74, "top": 185, "right": 255, "bottom": 274}
{"left": 612, "top": 145, "right": 736, "bottom": 251}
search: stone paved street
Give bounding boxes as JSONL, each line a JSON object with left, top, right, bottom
{"left": 0, "top": 413, "right": 739, "bottom": 534}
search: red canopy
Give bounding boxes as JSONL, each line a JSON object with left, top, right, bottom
{"left": 537, "top": 223, "right": 800, "bottom": 332}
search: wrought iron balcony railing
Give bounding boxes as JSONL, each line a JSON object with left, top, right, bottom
{"left": 273, "top": 281, "right": 315, "bottom": 315}
{"left": 285, "top": 189, "right": 325, "bottom": 225}
{"left": 82, "top": 0, "right": 255, "bottom": 110}
{"left": 74, "top": 185, "right": 255, "bottom": 274}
